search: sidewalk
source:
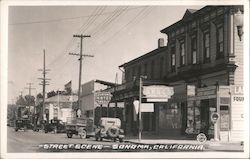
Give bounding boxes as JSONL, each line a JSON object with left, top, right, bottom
{"left": 124, "top": 135, "right": 244, "bottom": 152}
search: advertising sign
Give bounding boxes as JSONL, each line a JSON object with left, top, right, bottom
{"left": 143, "top": 85, "right": 174, "bottom": 102}
{"left": 95, "top": 91, "right": 112, "bottom": 105}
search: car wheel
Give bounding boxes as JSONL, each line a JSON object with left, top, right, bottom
{"left": 100, "top": 137, "right": 103, "bottom": 141}
{"left": 79, "top": 129, "right": 87, "bottom": 139}
{"left": 15, "top": 128, "right": 18, "bottom": 132}
{"left": 44, "top": 129, "right": 48, "bottom": 133}
{"left": 95, "top": 136, "right": 99, "bottom": 141}
{"left": 54, "top": 128, "right": 57, "bottom": 134}
{"left": 67, "top": 133, "right": 73, "bottom": 138}
{"left": 113, "top": 138, "right": 117, "bottom": 142}
{"left": 119, "top": 138, "right": 123, "bottom": 142}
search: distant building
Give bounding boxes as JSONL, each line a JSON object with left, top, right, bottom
{"left": 79, "top": 80, "right": 124, "bottom": 125}
{"left": 112, "top": 6, "right": 244, "bottom": 142}
{"left": 44, "top": 94, "right": 78, "bottom": 122}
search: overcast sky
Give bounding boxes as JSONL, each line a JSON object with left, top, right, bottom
{"left": 8, "top": 5, "right": 204, "bottom": 103}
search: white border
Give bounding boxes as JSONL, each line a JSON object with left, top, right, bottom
{"left": 1, "top": 0, "right": 249, "bottom": 158}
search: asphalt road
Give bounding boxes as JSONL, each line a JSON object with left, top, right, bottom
{"left": 7, "top": 127, "right": 122, "bottom": 152}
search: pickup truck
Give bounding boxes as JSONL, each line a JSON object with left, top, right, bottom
{"left": 65, "top": 117, "right": 95, "bottom": 139}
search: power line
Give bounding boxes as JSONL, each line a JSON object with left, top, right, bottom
{"left": 9, "top": 6, "right": 145, "bottom": 25}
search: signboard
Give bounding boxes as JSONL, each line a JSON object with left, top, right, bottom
{"left": 95, "top": 91, "right": 112, "bottom": 105}
{"left": 143, "top": 85, "right": 174, "bottom": 102}
{"left": 133, "top": 100, "right": 154, "bottom": 113}
{"left": 187, "top": 85, "right": 196, "bottom": 96}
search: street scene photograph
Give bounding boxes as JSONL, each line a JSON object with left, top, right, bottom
{"left": 1, "top": 0, "right": 249, "bottom": 158}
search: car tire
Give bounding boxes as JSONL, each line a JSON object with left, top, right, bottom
{"left": 100, "top": 137, "right": 103, "bottom": 141}
{"left": 15, "top": 128, "right": 18, "bottom": 132}
{"left": 95, "top": 137, "right": 99, "bottom": 141}
{"left": 119, "top": 138, "right": 123, "bottom": 142}
{"left": 79, "top": 129, "right": 87, "bottom": 139}
{"left": 67, "top": 133, "right": 73, "bottom": 138}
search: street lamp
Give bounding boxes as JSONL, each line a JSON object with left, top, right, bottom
{"left": 234, "top": 9, "right": 244, "bottom": 41}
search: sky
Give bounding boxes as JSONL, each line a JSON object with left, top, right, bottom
{"left": 7, "top": 5, "right": 204, "bottom": 104}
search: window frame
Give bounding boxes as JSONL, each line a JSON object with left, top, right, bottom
{"left": 191, "top": 35, "right": 197, "bottom": 64}
{"left": 180, "top": 40, "right": 185, "bottom": 66}
{"left": 216, "top": 25, "right": 224, "bottom": 59}
{"left": 170, "top": 45, "right": 176, "bottom": 73}
{"left": 203, "top": 30, "right": 210, "bottom": 63}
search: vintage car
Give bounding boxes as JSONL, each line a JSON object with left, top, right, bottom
{"left": 66, "top": 118, "right": 95, "bottom": 139}
{"left": 95, "top": 117, "right": 124, "bottom": 142}
{"left": 44, "top": 119, "right": 65, "bottom": 133}
{"left": 14, "top": 118, "right": 32, "bottom": 131}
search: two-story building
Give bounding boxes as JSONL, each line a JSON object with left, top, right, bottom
{"left": 111, "top": 6, "right": 244, "bottom": 142}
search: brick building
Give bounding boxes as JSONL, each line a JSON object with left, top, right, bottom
{"left": 111, "top": 6, "right": 244, "bottom": 142}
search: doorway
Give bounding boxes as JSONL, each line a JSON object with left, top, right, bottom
{"left": 200, "top": 99, "right": 210, "bottom": 135}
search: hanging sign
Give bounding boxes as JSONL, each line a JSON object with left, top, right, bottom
{"left": 143, "top": 85, "right": 174, "bottom": 102}
{"left": 95, "top": 91, "right": 112, "bottom": 105}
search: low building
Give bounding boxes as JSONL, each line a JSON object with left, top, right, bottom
{"left": 112, "top": 5, "right": 244, "bottom": 142}
{"left": 44, "top": 94, "right": 78, "bottom": 122}
{"left": 79, "top": 80, "right": 124, "bottom": 126}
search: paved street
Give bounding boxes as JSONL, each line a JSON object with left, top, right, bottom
{"left": 7, "top": 127, "right": 243, "bottom": 153}
{"left": 7, "top": 127, "right": 118, "bottom": 152}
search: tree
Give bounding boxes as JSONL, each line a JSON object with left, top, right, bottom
{"left": 16, "top": 95, "right": 26, "bottom": 106}
{"left": 24, "top": 95, "right": 35, "bottom": 106}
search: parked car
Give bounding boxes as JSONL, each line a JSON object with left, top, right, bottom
{"left": 44, "top": 119, "right": 65, "bottom": 133}
{"left": 95, "top": 117, "right": 124, "bottom": 142}
{"left": 14, "top": 118, "right": 33, "bottom": 131}
{"left": 65, "top": 118, "right": 95, "bottom": 139}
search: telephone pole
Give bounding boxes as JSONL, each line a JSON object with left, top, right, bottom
{"left": 38, "top": 49, "right": 50, "bottom": 121}
{"left": 69, "top": 34, "right": 93, "bottom": 117}
{"left": 24, "top": 83, "right": 36, "bottom": 96}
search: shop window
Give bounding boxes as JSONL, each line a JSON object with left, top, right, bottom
{"left": 180, "top": 41, "right": 185, "bottom": 66}
{"left": 220, "top": 105, "right": 230, "bottom": 131}
{"left": 170, "top": 46, "right": 176, "bottom": 72}
{"left": 191, "top": 35, "right": 197, "bottom": 64}
{"left": 216, "top": 26, "right": 224, "bottom": 59}
{"left": 165, "top": 103, "right": 182, "bottom": 129}
{"left": 54, "top": 108, "right": 58, "bottom": 118}
{"left": 203, "top": 31, "right": 210, "bottom": 63}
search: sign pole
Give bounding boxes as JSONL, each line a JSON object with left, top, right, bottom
{"left": 139, "top": 76, "right": 142, "bottom": 142}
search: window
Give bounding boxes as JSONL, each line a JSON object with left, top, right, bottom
{"left": 151, "top": 60, "right": 154, "bottom": 79}
{"left": 203, "top": 31, "right": 210, "bottom": 63}
{"left": 126, "top": 69, "right": 130, "bottom": 81}
{"left": 170, "top": 46, "right": 176, "bottom": 72}
{"left": 144, "top": 62, "right": 147, "bottom": 76}
{"left": 138, "top": 65, "right": 141, "bottom": 77}
{"left": 191, "top": 36, "right": 197, "bottom": 64}
{"left": 180, "top": 41, "right": 185, "bottom": 66}
{"left": 159, "top": 58, "right": 164, "bottom": 78}
{"left": 216, "top": 26, "right": 224, "bottom": 59}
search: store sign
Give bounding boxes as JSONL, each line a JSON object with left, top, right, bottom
{"left": 187, "top": 85, "right": 196, "bottom": 96}
{"left": 95, "top": 91, "right": 112, "bottom": 105}
{"left": 143, "top": 85, "right": 174, "bottom": 102}
{"left": 133, "top": 100, "right": 154, "bottom": 113}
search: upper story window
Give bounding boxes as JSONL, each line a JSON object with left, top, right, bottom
{"left": 203, "top": 31, "right": 210, "bottom": 63}
{"left": 151, "top": 60, "right": 155, "bottom": 79}
{"left": 138, "top": 65, "right": 141, "bottom": 77}
{"left": 159, "top": 57, "right": 164, "bottom": 78}
{"left": 126, "top": 69, "right": 130, "bottom": 81}
{"left": 180, "top": 41, "right": 185, "bottom": 66}
{"left": 170, "top": 46, "right": 176, "bottom": 73}
{"left": 216, "top": 26, "right": 224, "bottom": 59}
{"left": 191, "top": 35, "right": 197, "bottom": 64}
{"left": 144, "top": 62, "right": 147, "bottom": 76}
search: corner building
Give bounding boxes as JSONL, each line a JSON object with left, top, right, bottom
{"left": 112, "top": 6, "right": 244, "bottom": 142}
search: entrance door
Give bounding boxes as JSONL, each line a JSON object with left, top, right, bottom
{"left": 200, "top": 100, "right": 209, "bottom": 135}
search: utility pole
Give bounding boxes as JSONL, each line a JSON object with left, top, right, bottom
{"left": 25, "top": 83, "right": 36, "bottom": 96}
{"left": 138, "top": 75, "right": 147, "bottom": 142}
{"left": 38, "top": 49, "right": 50, "bottom": 121}
{"left": 69, "top": 34, "right": 93, "bottom": 118}
{"left": 24, "top": 83, "right": 36, "bottom": 117}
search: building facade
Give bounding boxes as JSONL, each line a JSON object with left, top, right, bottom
{"left": 112, "top": 6, "right": 244, "bottom": 141}
{"left": 44, "top": 94, "right": 78, "bottom": 122}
